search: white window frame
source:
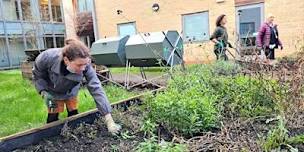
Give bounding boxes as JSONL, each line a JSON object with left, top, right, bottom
{"left": 117, "top": 22, "right": 136, "bottom": 37}
{"left": 182, "top": 11, "right": 210, "bottom": 43}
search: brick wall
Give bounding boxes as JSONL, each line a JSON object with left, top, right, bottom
{"left": 63, "top": 0, "right": 304, "bottom": 63}
{"left": 235, "top": 0, "right": 264, "bottom": 6}
{"left": 265, "top": 0, "right": 304, "bottom": 57}
{"left": 94, "top": 0, "right": 237, "bottom": 63}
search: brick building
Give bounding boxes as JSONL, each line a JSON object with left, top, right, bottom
{"left": 65, "top": 0, "right": 304, "bottom": 63}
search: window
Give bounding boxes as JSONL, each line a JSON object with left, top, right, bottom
{"left": 43, "top": 34, "right": 64, "bottom": 49}
{"left": 23, "top": 23, "right": 40, "bottom": 49}
{"left": 52, "top": 24, "right": 65, "bottom": 34}
{"left": 0, "top": 22, "right": 4, "bottom": 36}
{"left": 6, "top": 22, "right": 23, "bottom": 35}
{"left": 39, "top": 0, "right": 50, "bottom": 21}
{"left": 24, "top": 31, "right": 37, "bottom": 49}
{"left": 77, "top": 0, "right": 86, "bottom": 12}
{"left": 117, "top": 22, "right": 136, "bottom": 37}
{"left": 86, "top": 0, "right": 93, "bottom": 12}
{"left": 21, "top": 0, "right": 32, "bottom": 21}
{"left": 51, "top": 0, "right": 62, "bottom": 22}
{"left": 77, "top": 0, "right": 93, "bottom": 12}
{"left": 240, "top": 22, "right": 256, "bottom": 46}
{"left": 42, "top": 23, "right": 54, "bottom": 34}
{"left": 0, "top": 38, "right": 9, "bottom": 67}
{"left": 240, "top": 22, "right": 255, "bottom": 36}
{"left": 43, "top": 35, "right": 54, "bottom": 48}
{"left": 55, "top": 35, "right": 64, "bottom": 47}
{"left": 25, "top": 36, "right": 38, "bottom": 49}
{"left": 2, "top": 0, "right": 19, "bottom": 20}
{"left": 79, "top": 35, "right": 94, "bottom": 48}
{"left": 8, "top": 36, "right": 26, "bottom": 66}
{"left": 182, "top": 12, "right": 209, "bottom": 42}
{"left": 0, "top": 1, "right": 2, "bottom": 20}
{"left": 23, "top": 22, "right": 37, "bottom": 36}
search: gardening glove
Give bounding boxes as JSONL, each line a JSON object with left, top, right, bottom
{"left": 41, "top": 91, "right": 56, "bottom": 111}
{"left": 105, "top": 114, "right": 121, "bottom": 135}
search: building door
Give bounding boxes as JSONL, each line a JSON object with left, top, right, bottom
{"left": 236, "top": 3, "right": 264, "bottom": 48}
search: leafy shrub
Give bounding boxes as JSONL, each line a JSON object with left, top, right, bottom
{"left": 210, "top": 60, "right": 241, "bottom": 76}
{"left": 214, "top": 75, "right": 282, "bottom": 117}
{"left": 144, "top": 61, "right": 284, "bottom": 136}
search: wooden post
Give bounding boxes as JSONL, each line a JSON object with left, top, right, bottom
{"left": 20, "top": 61, "right": 34, "bottom": 80}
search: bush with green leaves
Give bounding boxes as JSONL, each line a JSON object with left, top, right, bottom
{"left": 177, "top": 62, "right": 283, "bottom": 117}
{"left": 145, "top": 65, "right": 220, "bottom": 136}
{"left": 146, "top": 87, "right": 219, "bottom": 136}
{"left": 213, "top": 75, "right": 283, "bottom": 117}
{"left": 145, "top": 61, "right": 284, "bottom": 136}
{"left": 210, "top": 60, "right": 241, "bottom": 76}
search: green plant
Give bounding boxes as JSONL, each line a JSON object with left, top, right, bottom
{"left": 110, "top": 145, "right": 120, "bottom": 152}
{"left": 210, "top": 60, "right": 241, "bottom": 76}
{"left": 145, "top": 64, "right": 220, "bottom": 136}
{"left": 261, "top": 116, "right": 304, "bottom": 152}
{"left": 119, "top": 130, "right": 136, "bottom": 140}
{"left": 146, "top": 84, "right": 219, "bottom": 136}
{"left": 140, "top": 118, "right": 157, "bottom": 138}
{"left": 135, "top": 137, "right": 187, "bottom": 152}
{"left": 261, "top": 116, "right": 289, "bottom": 151}
{"left": 287, "top": 134, "right": 304, "bottom": 145}
{"left": 214, "top": 75, "right": 282, "bottom": 117}
{"left": 145, "top": 62, "right": 283, "bottom": 136}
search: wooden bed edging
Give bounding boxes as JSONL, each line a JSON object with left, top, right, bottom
{"left": 0, "top": 87, "right": 165, "bottom": 152}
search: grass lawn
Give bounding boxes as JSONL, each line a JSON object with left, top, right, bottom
{"left": 0, "top": 70, "right": 137, "bottom": 137}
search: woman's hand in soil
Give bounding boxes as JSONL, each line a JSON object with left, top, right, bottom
{"left": 105, "top": 114, "right": 122, "bottom": 135}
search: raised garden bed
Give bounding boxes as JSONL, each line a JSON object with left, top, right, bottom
{"left": 1, "top": 58, "right": 304, "bottom": 152}
{"left": 0, "top": 88, "right": 164, "bottom": 152}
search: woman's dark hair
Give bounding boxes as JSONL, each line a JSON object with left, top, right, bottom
{"left": 216, "top": 14, "right": 226, "bottom": 27}
{"left": 62, "top": 39, "right": 91, "bottom": 61}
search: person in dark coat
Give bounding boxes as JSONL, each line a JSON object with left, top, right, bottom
{"left": 33, "top": 39, "right": 121, "bottom": 135}
{"left": 210, "top": 14, "right": 233, "bottom": 60}
{"left": 257, "top": 14, "right": 283, "bottom": 60}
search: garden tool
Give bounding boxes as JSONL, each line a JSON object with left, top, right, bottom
{"left": 41, "top": 91, "right": 57, "bottom": 112}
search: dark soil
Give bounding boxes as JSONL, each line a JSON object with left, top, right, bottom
{"left": 14, "top": 107, "right": 148, "bottom": 152}
{"left": 13, "top": 106, "right": 304, "bottom": 152}
{"left": 16, "top": 108, "right": 304, "bottom": 152}
{"left": 185, "top": 114, "right": 304, "bottom": 152}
